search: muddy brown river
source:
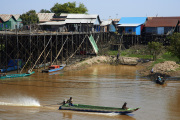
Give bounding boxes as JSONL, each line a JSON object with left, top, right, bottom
{"left": 0, "top": 64, "right": 180, "bottom": 120}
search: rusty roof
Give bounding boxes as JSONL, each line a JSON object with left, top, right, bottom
{"left": 37, "top": 13, "right": 55, "bottom": 22}
{"left": 145, "top": 17, "right": 179, "bottom": 27}
{"left": 0, "top": 14, "right": 13, "bottom": 22}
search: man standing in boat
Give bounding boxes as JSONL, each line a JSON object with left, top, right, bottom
{"left": 66, "top": 97, "right": 73, "bottom": 106}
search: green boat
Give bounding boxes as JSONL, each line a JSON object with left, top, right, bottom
{"left": 0, "top": 71, "right": 35, "bottom": 79}
{"left": 59, "top": 104, "right": 139, "bottom": 114}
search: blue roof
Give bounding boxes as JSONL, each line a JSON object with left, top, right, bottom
{"left": 118, "top": 17, "right": 147, "bottom": 24}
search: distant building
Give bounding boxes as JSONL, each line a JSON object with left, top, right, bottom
{"left": 0, "top": 14, "right": 17, "bottom": 31}
{"left": 13, "top": 14, "right": 23, "bottom": 29}
{"left": 109, "top": 19, "right": 120, "bottom": 25}
{"left": 145, "top": 17, "right": 180, "bottom": 35}
{"left": 64, "top": 14, "right": 101, "bottom": 32}
{"left": 101, "top": 20, "right": 116, "bottom": 32}
{"left": 39, "top": 13, "right": 102, "bottom": 32}
{"left": 117, "top": 17, "right": 147, "bottom": 35}
{"left": 37, "top": 13, "right": 55, "bottom": 23}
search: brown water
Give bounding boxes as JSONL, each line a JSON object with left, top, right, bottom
{"left": 0, "top": 64, "right": 180, "bottom": 120}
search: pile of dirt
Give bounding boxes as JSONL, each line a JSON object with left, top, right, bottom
{"left": 64, "top": 56, "right": 111, "bottom": 71}
{"left": 153, "top": 61, "right": 180, "bottom": 73}
{"left": 139, "top": 61, "right": 180, "bottom": 77}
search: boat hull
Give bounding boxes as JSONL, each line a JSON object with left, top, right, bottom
{"left": 59, "top": 104, "right": 139, "bottom": 114}
{"left": 156, "top": 79, "right": 165, "bottom": 85}
{"left": 42, "top": 65, "right": 65, "bottom": 73}
{"left": 0, "top": 71, "right": 35, "bottom": 79}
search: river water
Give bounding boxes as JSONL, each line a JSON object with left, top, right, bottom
{"left": 0, "top": 64, "right": 180, "bottom": 120}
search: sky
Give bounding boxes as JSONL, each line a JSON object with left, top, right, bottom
{"left": 1, "top": 0, "right": 180, "bottom": 20}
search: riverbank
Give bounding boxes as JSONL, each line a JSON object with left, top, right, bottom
{"left": 64, "top": 55, "right": 180, "bottom": 77}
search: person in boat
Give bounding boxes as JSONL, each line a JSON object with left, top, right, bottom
{"left": 122, "top": 102, "right": 129, "bottom": 110}
{"left": 157, "top": 76, "right": 162, "bottom": 81}
{"left": 66, "top": 97, "right": 73, "bottom": 106}
{"left": 62, "top": 99, "right": 67, "bottom": 105}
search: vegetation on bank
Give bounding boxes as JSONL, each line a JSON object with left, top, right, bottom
{"left": 107, "top": 48, "right": 179, "bottom": 63}
{"left": 106, "top": 34, "right": 180, "bottom": 66}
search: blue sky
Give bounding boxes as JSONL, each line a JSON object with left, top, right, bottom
{"left": 1, "top": 0, "right": 180, "bottom": 20}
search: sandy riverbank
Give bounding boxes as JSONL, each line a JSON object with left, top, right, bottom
{"left": 64, "top": 55, "right": 180, "bottom": 77}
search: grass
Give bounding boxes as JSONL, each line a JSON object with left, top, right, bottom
{"left": 107, "top": 50, "right": 153, "bottom": 59}
{"left": 106, "top": 50, "right": 179, "bottom": 66}
{"left": 161, "top": 52, "right": 179, "bottom": 62}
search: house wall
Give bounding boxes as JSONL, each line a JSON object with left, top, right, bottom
{"left": 164, "top": 27, "right": 175, "bottom": 34}
{"left": 0, "top": 21, "right": 11, "bottom": 30}
{"left": 16, "top": 18, "right": 23, "bottom": 29}
{"left": 145, "top": 27, "right": 157, "bottom": 34}
{"left": 136, "top": 25, "right": 141, "bottom": 35}
{"left": 125, "top": 27, "right": 136, "bottom": 34}
{"left": 109, "top": 24, "right": 116, "bottom": 32}
{"left": 145, "top": 27, "right": 175, "bottom": 35}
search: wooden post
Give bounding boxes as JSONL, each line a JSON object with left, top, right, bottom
{"left": 16, "top": 25, "right": 19, "bottom": 73}
{"left": 50, "top": 34, "right": 52, "bottom": 65}
{"left": 43, "top": 34, "right": 46, "bottom": 69}
{"left": 61, "top": 33, "right": 63, "bottom": 64}
{"left": 56, "top": 32, "right": 58, "bottom": 65}
{"left": 5, "top": 28, "right": 7, "bottom": 72}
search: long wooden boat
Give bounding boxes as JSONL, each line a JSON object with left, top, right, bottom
{"left": 0, "top": 71, "right": 35, "bottom": 79}
{"left": 59, "top": 104, "right": 139, "bottom": 114}
{"left": 42, "top": 64, "right": 65, "bottom": 73}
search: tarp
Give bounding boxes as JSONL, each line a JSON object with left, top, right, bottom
{"left": 89, "top": 35, "right": 98, "bottom": 54}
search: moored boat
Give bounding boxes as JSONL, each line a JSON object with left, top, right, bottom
{"left": 0, "top": 71, "right": 35, "bottom": 79}
{"left": 59, "top": 104, "right": 139, "bottom": 114}
{"left": 156, "top": 76, "right": 165, "bottom": 85}
{"left": 42, "top": 64, "right": 65, "bottom": 73}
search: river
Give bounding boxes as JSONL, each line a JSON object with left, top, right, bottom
{"left": 0, "top": 64, "right": 180, "bottom": 120}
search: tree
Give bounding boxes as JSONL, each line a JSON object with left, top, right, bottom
{"left": 50, "top": 2, "right": 88, "bottom": 16}
{"left": 39, "top": 9, "right": 51, "bottom": 13}
{"left": 20, "top": 10, "right": 39, "bottom": 25}
{"left": 148, "top": 41, "right": 163, "bottom": 61}
{"left": 168, "top": 33, "right": 180, "bottom": 61}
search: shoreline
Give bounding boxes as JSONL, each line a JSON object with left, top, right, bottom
{"left": 63, "top": 55, "right": 180, "bottom": 77}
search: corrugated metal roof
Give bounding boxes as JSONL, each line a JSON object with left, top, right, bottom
{"left": 64, "top": 14, "right": 100, "bottom": 25}
{"left": 37, "top": 13, "right": 55, "bottom": 22}
{"left": 118, "top": 17, "right": 147, "bottom": 24}
{"left": 101, "top": 20, "right": 112, "bottom": 26}
{"left": 67, "top": 14, "right": 98, "bottom": 19}
{"left": 0, "top": 14, "right": 12, "bottom": 22}
{"left": 145, "top": 17, "right": 178, "bottom": 27}
{"left": 118, "top": 24, "right": 141, "bottom": 27}
{"left": 65, "top": 19, "right": 96, "bottom": 24}
{"left": 39, "top": 21, "right": 65, "bottom": 25}
{"left": 13, "top": 14, "right": 21, "bottom": 20}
